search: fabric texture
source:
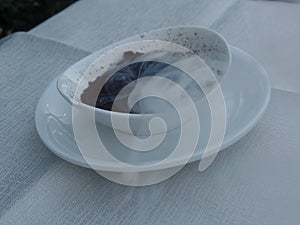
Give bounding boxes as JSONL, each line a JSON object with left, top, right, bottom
{"left": 30, "top": 0, "right": 300, "bottom": 94}
{"left": 0, "top": 33, "right": 89, "bottom": 218}
{"left": 0, "top": 32, "right": 299, "bottom": 225}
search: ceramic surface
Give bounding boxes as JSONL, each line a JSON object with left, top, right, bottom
{"left": 35, "top": 46, "right": 270, "bottom": 171}
{"left": 57, "top": 26, "right": 231, "bottom": 135}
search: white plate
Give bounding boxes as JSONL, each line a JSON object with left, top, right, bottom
{"left": 35, "top": 46, "right": 271, "bottom": 171}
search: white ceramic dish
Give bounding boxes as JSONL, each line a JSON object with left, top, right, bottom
{"left": 57, "top": 26, "right": 231, "bottom": 135}
{"left": 35, "top": 46, "right": 270, "bottom": 171}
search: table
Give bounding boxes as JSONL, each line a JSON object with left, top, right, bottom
{"left": 0, "top": 1, "right": 299, "bottom": 224}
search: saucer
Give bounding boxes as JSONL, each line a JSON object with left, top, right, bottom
{"left": 35, "top": 46, "right": 270, "bottom": 171}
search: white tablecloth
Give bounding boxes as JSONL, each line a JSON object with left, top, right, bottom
{"left": 0, "top": 1, "right": 299, "bottom": 224}
{"left": 31, "top": 0, "right": 300, "bottom": 94}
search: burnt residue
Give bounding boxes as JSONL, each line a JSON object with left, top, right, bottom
{"left": 80, "top": 51, "right": 144, "bottom": 112}
{"left": 80, "top": 70, "right": 110, "bottom": 108}
{"left": 80, "top": 47, "right": 221, "bottom": 113}
{"left": 80, "top": 61, "right": 174, "bottom": 113}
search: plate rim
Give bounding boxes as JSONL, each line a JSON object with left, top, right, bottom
{"left": 35, "top": 46, "right": 271, "bottom": 172}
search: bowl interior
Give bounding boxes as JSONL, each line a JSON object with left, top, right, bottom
{"left": 57, "top": 26, "right": 231, "bottom": 134}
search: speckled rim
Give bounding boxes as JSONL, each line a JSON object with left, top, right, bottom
{"left": 57, "top": 25, "right": 231, "bottom": 119}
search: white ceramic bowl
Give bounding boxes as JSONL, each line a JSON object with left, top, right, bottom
{"left": 57, "top": 26, "right": 231, "bottom": 135}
